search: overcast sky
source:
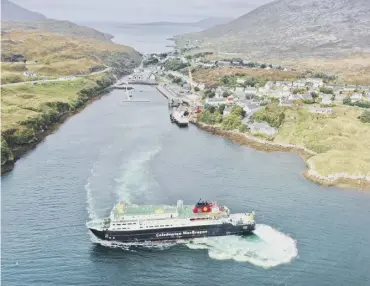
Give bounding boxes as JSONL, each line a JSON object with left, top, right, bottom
{"left": 11, "top": 0, "right": 275, "bottom": 23}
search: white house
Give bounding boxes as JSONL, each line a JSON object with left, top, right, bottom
{"left": 264, "top": 81, "right": 274, "bottom": 90}
{"left": 243, "top": 103, "right": 260, "bottom": 115}
{"left": 351, "top": 93, "right": 363, "bottom": 102}
{"left": 245, "top": 86, "right": 258, "bottom": 99}
{"left": 321, "top": 94, "right": 333, "bottom": 105}
{"left": 233, "top": 87, "right": 245, "bottom": 100}
{"left": 306, "top": 78, "right": 324, "bottom": 88}
{"left": 23, "top": 71, "right": 36, "bottom": 77}
{"left": 205, "top": 98, "right": 228, "bottom": 105}
{"left": 222, "top": 106, "right": 233, "bottom": 116}
{"left": 292, "top": 80, "right": 306, "bottom": 88}
{"left": 236, "top": 78, "right": 245, "bottom": 84}
{"left": 308, "top": 107, "right": 333, "bottom": 114}
{"left": 334, "top": 93, "right": 345, "bottom": 103}
{"left": 132, "top": 74, "right": 143, "bottom": 80}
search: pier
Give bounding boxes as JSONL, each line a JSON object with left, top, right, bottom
{"left": 156, "top": 84, "right": 194, "bottom": 106}
{"left": 127, "top": 79, "right": 157, "bottom": 85}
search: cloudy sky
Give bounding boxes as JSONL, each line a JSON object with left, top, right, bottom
{"left": 11, "top": 0, "right": 275, "bottom": 23}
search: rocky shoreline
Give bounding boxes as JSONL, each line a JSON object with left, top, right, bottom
{"left": 191, "top": 120, "right": 370, "bottom": 191}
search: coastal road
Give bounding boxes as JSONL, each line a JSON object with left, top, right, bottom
{"left": 0, "top": 67, "right": 112, "bottom": 87}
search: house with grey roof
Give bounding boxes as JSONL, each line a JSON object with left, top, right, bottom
{"left": 288, "top": 93, "right": 302, "bottom": 101}
{"left": 245, "top": 86, "right": 258, "bottom": 100}
{"left": 301, "top": 93, "right": 313, "bottom": 101}
{"left": 279, "top": 97, "right": 294, "bottom": 106}
{"left": 243, "top": 103, "right": 260, "bottom": 115}
{"left": 217, "top": 60, "right": 231, "bottom": 66}
{"left": 248, "top": 122, "right": 278, "bottom": 137}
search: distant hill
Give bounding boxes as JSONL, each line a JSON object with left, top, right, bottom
{"left": 192, "top": 17, "right": 234, "bottom": 29}
{"left": 1, "top": 0, "right": 47, "bottom": 21}
{"left": 1, "top": 20, "right": 114, "bottom": 42}
{"left": 133, "top": 17, "right": 234, "bottom": 29}
{"left": 1, "top": 0, "right": 114, "bottom": 42}
{"left": 180, "top": 0, "right": 370, "bottom": 59}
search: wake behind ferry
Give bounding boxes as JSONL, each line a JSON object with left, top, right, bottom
{"left": 87, "top": 199, "right": 256, "bottom": 243}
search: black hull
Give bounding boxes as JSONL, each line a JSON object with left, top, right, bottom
{"left": 89, "top": 223, "right": 256, "bottom": 243}
{"left": 175, "top": 122, "right": 188, "bottom": 128}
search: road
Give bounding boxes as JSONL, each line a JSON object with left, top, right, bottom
{"left": 0, "top": 67, "right": 111, "bottom": 87}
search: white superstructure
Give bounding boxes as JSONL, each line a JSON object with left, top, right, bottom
{"left": 103, "top": 200, "right": 255, "bottom": 232}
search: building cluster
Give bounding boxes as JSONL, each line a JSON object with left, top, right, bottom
{"left": 129, "top": 67, "right": 156, "bottom": 82}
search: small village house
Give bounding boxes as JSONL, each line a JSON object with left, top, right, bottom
{"left": 248, "top": 122, "right": 278, "bottom": 137}
{"left": 308, "top": 107, "right": 334, "bottom": 114}
{"left": 351, "top": 93, "right": 363, "bottom": 102}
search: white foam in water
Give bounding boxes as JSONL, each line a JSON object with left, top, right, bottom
{"left": 85, "top": 145, "right": 161, "bottom": 221}
{"left": 114, "top": 146, "right": 161, "bottom": 204}
{"left": 85, "top": 162, "right": 98, "bottom": 220}
{"left": 186, "top": 224, "right": 298, "bottom": 268}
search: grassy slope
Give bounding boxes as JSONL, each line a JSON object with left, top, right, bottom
{"left": 274, "top": 105, "right": 370, "bottom": 177}
{"left": 280, "top": 53, "right": 370, "bottom": 86}
{"left": 1, "top": 30, "right": 141, "bottom": 83}
{"left": 192, "top": 67, "right": 301, "bottom": 85}
{"left": 1, "top": 30, "right": 142, "bottom": 168}
{"left": 181, "top": 47, "right": 370, "bottom": 85}
{"left": 1, "top": 77, "right": 99, "bottom": 131}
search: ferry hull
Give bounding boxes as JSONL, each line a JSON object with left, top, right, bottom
{"left": 89, "top": 223, "right": 255, "bottom": 243}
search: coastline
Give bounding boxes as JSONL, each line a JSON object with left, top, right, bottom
{"left": 191, "top": 120, "right": 370, "bottom": 191}
{"left": 1, "top": 84, "right": 115, "bottom": 175}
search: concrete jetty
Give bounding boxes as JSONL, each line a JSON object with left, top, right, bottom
{"left": 156, "top": 84, "right": 193, "bottom": 105}
{"left": 127, "top": 79, "right": 157, "bottom": 85}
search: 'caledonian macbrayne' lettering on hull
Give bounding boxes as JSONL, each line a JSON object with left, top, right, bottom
{"left": 87, "top": 199, "right": 256, "bottom": 243}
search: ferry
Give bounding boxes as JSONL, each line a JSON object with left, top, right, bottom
{"left": 87, "top": 199, "right": 256, "bottom": 243}
{"left": 170, "top": 106, "right": 189, "bottom": 127}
